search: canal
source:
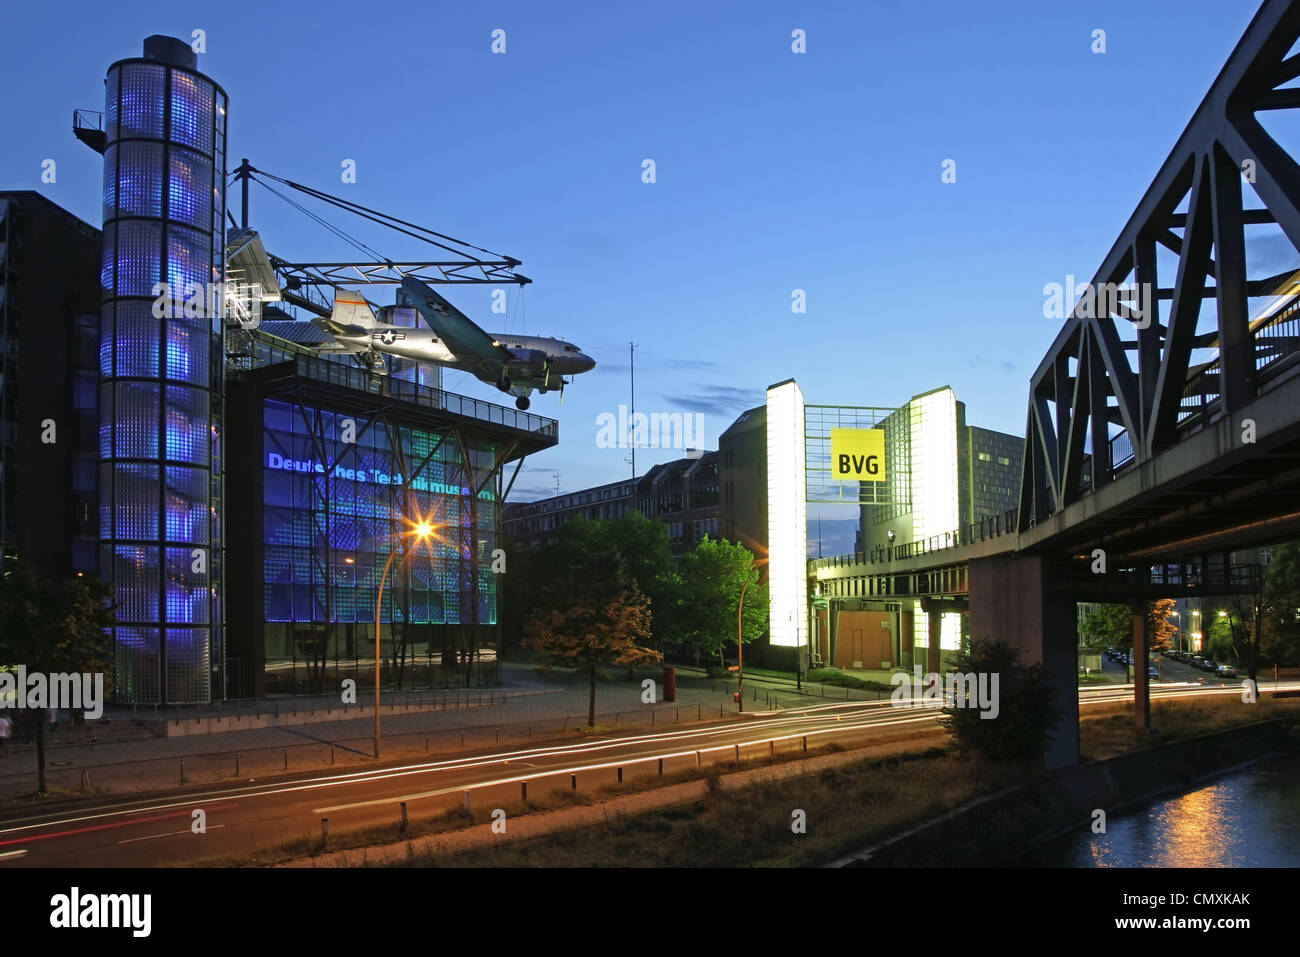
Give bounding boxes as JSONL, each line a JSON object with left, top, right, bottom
{"left": 1030, "top": 751, "right": 1300, "bottom": 867}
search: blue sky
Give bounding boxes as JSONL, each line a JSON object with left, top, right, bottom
{"left": 0, "top": 0, "right": 1268, "bottom": 552}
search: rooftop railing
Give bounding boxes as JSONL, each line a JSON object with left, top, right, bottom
{"left": 267, "top": 354, "right": 559, "bottom": 438}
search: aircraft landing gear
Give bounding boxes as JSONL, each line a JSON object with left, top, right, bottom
{"left": 496, "top": 374, "right": 512, "bottom": 392}
{"left": 515, "top": 396, "right": 531, "bottom": 411}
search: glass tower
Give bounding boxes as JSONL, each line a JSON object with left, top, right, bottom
{"left": 99, "top": 36, "right": 226, "bottom": 703}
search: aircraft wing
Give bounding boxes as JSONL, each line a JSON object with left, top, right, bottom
{"left": 400, "top": 277, "right": 513, "bottom": 381}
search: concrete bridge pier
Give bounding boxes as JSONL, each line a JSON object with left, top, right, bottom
{"left": 968, "top": 553, "right": 1079, "bottom": 769}
{"left": 1130, "top": 603, "right": 1151, "bottom": 731}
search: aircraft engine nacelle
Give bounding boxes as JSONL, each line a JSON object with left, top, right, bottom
{"left": 504, "top": 347, "right": 548, "bottom": 373}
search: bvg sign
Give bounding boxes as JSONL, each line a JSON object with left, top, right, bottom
{"left": 830, "top": 428, "right": 885, "bottom": 481}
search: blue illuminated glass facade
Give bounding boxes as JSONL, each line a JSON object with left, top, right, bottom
{"left": 98, "top": 46, "right": 226, "bottom": 704}
{"left": 260, "top": 399, "right": 498, "bottom": 688}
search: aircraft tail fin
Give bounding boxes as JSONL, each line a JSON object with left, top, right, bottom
{"left": 331, "top": 289, "right": 378, "bottom": 330}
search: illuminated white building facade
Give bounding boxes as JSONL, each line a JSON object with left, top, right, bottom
{"left": 765, "top": 380, "right": 807, "bottom": 650}
{"left": 721, "top": 381, "right": 1022, "bottom": 672}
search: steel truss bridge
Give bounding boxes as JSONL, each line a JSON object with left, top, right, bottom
{"left": 810, "top": 0, "right": 1300, "bottom": 768}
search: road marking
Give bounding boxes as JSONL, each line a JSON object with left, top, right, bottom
{"left": 0, "top": 802, "right": 238, "bottom": 847}
{"left": 117, "top": 824, "right": 225, "bottom": 845}
{"left": 314, "top": 713, "right": 940, "bottom": 814}
{"left": 0, "top": 849, "right": 28, "bottom": 861}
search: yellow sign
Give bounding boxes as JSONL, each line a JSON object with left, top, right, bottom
{"left": 830, "top": 428, "right": 886, "bottom": 482}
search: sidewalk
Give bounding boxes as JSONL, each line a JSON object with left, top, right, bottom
{"left": 0, "top": 662, "right": 794, "bottom": 801}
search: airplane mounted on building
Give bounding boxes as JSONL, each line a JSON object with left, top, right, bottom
{"left": 311, "top": 277, "right": 595, "bottom": 410}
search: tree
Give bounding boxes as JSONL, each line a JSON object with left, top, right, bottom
{"left": 940, "top": 638, "right": 1065, "bottom": 769}
{"left": 1207, "top": 594, "right": 1262, "bottom": 687}
{"left": 1078, "top": 604, "right": 1130, "bottom": 649}
{"left": 0, "top": 563, "right": 116, "bottom": 794}
{"left": 604, "top": 511, "right": 682, "bottom": 643}
{"left": 1260, "top": 542, "right": 1300, "bottom": 666}
{"left": 1079, "top": 600, "right": 1176, "bottom": 679}
{"left": 523, "top": 546, "right": 661, "bottom": 728}
{"left": 676, "top": 536, "right": 767, "bottom": 669}
{"left": 511, "top": 513, "right": 681, "bottom": 648}
{"left": 1147, "top": 598, "right": 1176, "bottom": 654}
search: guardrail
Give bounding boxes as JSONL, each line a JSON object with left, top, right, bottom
{"left": 810, "top": 507, "right": 1018, "bottom": 573}
{"left": 288, "top": 355, "right": 558, "bottom": 437}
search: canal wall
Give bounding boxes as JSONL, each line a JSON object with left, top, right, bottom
{"left": 828, "top": 715, "right": 1300, "bottom": 867}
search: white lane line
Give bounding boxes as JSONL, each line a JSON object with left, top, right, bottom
{"left": 117, "top": 824, "right": 226, "bottom": 845}
{"left": 314, "top": 713, "right": 939, "bottom": 814}
{"left": 0, "top": 849, "right": 28, "bottom": 861}
{"left": 0, "top": 714, "right": 915, "bottom": 837}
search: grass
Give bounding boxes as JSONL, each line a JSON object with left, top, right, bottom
{"left": 1077, "top": 693, "right": 1300, "bottom": 761}
{"left": 1076, "top": 672, "right": 1114, "bottom": 686}
{"left": 807, "top": 669, "right": 895, "bottom": 693}
{"left": 396, "top": 747, "right": 985, "bottom": 868}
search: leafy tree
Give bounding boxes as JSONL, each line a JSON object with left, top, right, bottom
{"left": 940, "top": 637, "right": 1064, "bottom": 769}
{"left": 1147, "top": 598, "right": 1176, "bottom": 654}
{"left": 1078, "top": 604, "right": 1130, "bottom": 649}
{"left": 509, "top": 512, "right": 680, "bottom": 649}
{"left": 1206, "top": 613, "right": 1236, "bottom": 663}
{"left": 1079, "top": 600, "right": 1175, "bottom": 678}
{"left": 1261, "top": 542, "right": 1300, "bottom": 666}
{"left": 1206, "top": 594, "right": 1262, "bottom": 687}
{"left": 603, "top": 511, "right": 682, "bottom": 643}
{"left": 0, "top": 563, "right": 116, "bottom": 793}
{"left": 676, "top": 536, "right": 767, "bottom": 669}
{"left": 523, "top": 546, "right": 661, "bottom": 728}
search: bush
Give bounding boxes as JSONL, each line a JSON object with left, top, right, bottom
{"left": 939, "top": 638, "right": 1064, "bottom": 768}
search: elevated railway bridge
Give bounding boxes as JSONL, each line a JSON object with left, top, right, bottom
{"left": 809, "top": 0, "right": 1300, "bottom": 767}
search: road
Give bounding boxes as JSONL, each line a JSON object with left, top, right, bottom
{"left": 2, "top": 681, "right": 1295, "bottom": 867}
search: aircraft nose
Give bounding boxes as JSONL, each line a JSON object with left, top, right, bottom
{"left": 578, "top": 353, "right": 596, "bottom": 372}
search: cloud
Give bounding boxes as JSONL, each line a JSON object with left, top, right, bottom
{"left": 506, "top": 485, "right": 558, "bottom": 502}
{"left": 599, "top": 353, "right": 723, "bottom": 374}
{"left": 657, "top": 384, "right": 762, "bottom": 417}
{"left": 964, "top": 354, "right": 1018, "bottom": 376}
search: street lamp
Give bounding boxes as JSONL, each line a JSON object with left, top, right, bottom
{"left": 736, "top": 557, "right": 768, "bottom": 714}
{"left": 374, "top": 519, "right": 437, "bottom": 758}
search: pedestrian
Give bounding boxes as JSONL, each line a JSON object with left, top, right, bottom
{"left": 0, "top": 714, "right": 11, "bottom": 756}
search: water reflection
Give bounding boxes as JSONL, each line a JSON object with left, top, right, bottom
{"left": 1036, "top": 753, "right": 1300, "bottom": 867}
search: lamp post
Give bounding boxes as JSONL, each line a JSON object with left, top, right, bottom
{"left": 736, "top": 558, "right": 768, "bottom": 714}
{"left": 374, "top": 521, "right": 435, "bottom": 758}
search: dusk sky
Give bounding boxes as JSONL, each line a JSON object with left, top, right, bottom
{"left": 1, "top": 0, "right": 1276, "bottom": 554}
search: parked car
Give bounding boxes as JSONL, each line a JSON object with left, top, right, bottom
{"left": 1201, "top": 659, "right": 1218, "bottom": 672}
{"left": 1216, "top": 664, "right": 1237, "bottom": 677}
{"left": 1147, "top": 665, "right": 1159, "bottom": 679}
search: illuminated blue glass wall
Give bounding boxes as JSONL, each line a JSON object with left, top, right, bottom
{"left": 99, "top": 39, "right": 226, "bottom": 703}
{"left": 261, "top": 399, "right": 497, "bottom": 634}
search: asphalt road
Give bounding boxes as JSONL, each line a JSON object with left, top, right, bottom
{"left": 2, "top": 681, "right": 1295, "bottom": 867}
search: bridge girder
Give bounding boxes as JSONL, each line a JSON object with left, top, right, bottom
{"left": 1020, "top": 0, "right": 1300, "bottom": 531}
